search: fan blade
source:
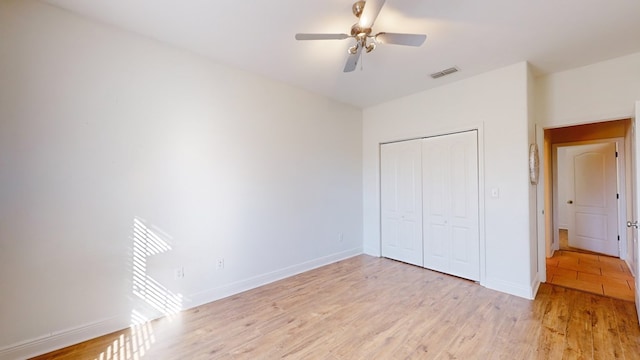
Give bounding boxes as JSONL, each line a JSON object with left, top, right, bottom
{"left": 295, "top": 33, "right": 350, "bottom": 40}
{"left": 343, "top": 45, "right": 363, "bottom": 73}
{"left": 359, "top": 0, "right": 386, "bottom": 28}
{"left": 375, "top": 32, "right": 427, "bottom": 46}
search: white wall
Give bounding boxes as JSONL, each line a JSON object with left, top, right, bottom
{"left": 537, "top": 51, "right": 640, "bottom": 127}
{"left": 363, "top": 62, "right": 535, "bottom": 299}
{"left": 0, "top": 1, "right": 363, "bottom": 358}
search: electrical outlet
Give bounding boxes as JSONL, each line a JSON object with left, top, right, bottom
{"left": 338, "top": 232, "right": 343, "bottom": 243}
{"left": 216, "top": 258, "right": 224, "bottom": 270}
{"left": 174, "top": 267, "right": 184, "bottom": 279}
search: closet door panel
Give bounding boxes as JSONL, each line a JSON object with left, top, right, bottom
{"left": 449, "top": 132, "right": 480, "bottom": 280}
{"left": 423, "top": 131, "right": 479, "bottom": 281}
{"left": 422, "top": 141, "right": 451, "bottom": 273}
{"left": 381, "top": 140, "right": 423, "bottom": 266}
{"left": 427, "top": 222, "right": 449, "bottom": 270}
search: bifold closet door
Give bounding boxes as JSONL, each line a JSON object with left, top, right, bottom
{"left": 380, "top": 140, "right": 423, "bottom": 266}
{"left": 422, "top": 131, "right": 479, "bottom": 281}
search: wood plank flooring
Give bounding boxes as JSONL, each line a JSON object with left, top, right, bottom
{"left": 547, "top": 250, "right": 636, "bottom": 301}
{"left": 32, "top": 255, "right": 640, "bottom": 360}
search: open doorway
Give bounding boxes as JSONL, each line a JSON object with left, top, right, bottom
{"left": 543, "top": 119, "right": 636, "bottom": 301}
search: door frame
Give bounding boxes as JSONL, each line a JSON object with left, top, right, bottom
{"left": 537, "top": 118, "right": 634, "bottom": 285}
{"left": 634, "top": 102, "right": 640, "bottom": 323}
{"left": 537, "top": 112, "right": 638, "bottom": 324}
{"left": 378, "top": 124, "right": 486, "bottom": 285}
{"left": 551, "top": 138, "right": 627, "bottom": 259}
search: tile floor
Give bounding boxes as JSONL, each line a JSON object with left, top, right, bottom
{"left": 546, "top": 250, "right": 636, "bottom": 301}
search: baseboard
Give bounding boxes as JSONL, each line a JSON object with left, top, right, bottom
{"left": 0, "top": 248, "right": 363, "bottom": 360}
{"left": 530, "top": 274, "right": 541, "bottom": 299}
{"left": 0, "top": 316, "right": 128, "bottom": 360}
{"left": 186, "top": 247, "right": 363, "bottom": 309}
{"left": 483, "top": 277, "right": 535, "bottom": 300}
{"left": 624, "top": 258, "right": 636, "bottom": 278}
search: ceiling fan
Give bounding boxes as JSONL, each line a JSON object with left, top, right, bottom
{"left": 295, "top": 0, "right": 427, "bottom": 72}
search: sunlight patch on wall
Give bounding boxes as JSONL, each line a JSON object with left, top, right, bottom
{"left": 95, "top": 218, "right": 185, "bottom": 359}
{"left": 131, "top": 218, "right": 183, "bottom": 318}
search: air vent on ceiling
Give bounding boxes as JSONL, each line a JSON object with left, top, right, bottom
{"left": 430, "top": 66, "right": 459, "bottom": 79}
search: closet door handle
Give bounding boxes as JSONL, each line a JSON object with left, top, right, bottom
{"left": 567, "top": 200, "right": 573, "bottom": 204}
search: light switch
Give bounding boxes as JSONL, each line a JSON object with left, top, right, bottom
{"left": 491, "top": 188, "right": 499, "bottom": 198}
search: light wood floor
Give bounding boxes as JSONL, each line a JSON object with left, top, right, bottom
{"left": 33, "top": 255, "right": 640, "bottom": 360}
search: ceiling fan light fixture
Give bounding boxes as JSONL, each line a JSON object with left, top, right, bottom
{"left": 348, "top": 45, "right": 359, "bottom": 55}
{"left": 365, "top": 43, "right": 376, "bottom": 53}
{"left": 352, "top": 1, "right": 365, "bottom": 18}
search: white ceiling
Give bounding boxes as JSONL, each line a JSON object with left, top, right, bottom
{"left": 43, "top": 0, "right": 640, "bottom": 108}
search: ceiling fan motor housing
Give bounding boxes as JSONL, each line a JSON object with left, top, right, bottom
{"left": 351, "top": 23, "right": 372, "bottom": 37}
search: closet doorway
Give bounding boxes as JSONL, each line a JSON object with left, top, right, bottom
{"left": 381, "top": 130, "right": 480, "bottom": 281}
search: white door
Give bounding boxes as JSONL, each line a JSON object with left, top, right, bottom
{"left": 381, "top": 140, "right": 423, "bottom": 266}
{"left": 422, "top": 131, "right": 479, "bottom": 281}
{"left": 628, "top": 101, "right": 640, "bottom": 324}
{"left": 566, "top": 143, "right": 619, "bottom": 256}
